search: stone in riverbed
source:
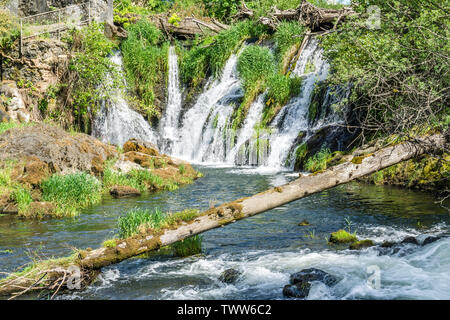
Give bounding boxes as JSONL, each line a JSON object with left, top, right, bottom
{"left": 329, "top": 229, "right": 357, "bottom": 244}
{"left": 298, "top": 219, "right": 311, "bottom": 226}
{"left": 283, "top": 268, "right": 339, "bottom": 299}
{"left": 219, "top": 268, "right": 242, "bottom": 284}
{"left": 349, "top": 239, "right": 375, "bottom": 250}
{"left": 422, "top": 236, "right": 440, "bottom": 246}
{"left": 110, "top": 186, "right": 141, "bottom": 198}
{"left": 401, "top": 236, "right": 419, "bottom": 245}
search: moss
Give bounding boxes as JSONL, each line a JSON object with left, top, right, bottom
{"left": 274, "top": 186, "right": 283, "bottom": 193}
{"left": 103, "top": 239, "right": 118, "bottom": 248}
{"left": 329, "top": 229, "right": 357, "bottom": 244}
{"left": 349, "top": 239, "right": 375, "bottom": 250}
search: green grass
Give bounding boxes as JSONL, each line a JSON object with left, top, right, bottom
{"left": 11, "top": 187, "right": 32, "bottom": 214}
{"left": 121, "top": 20, "right": 169, "bottom": 120}
{"left": 41, "top": 172, "right": 102, "bottom": 217}
{"left": 329, "top": 229, "right": 358, "bottom": 244}
{"left": 274, "top": 21, "right": 305, "bottom": 64}
{"left": 0, "top": 122, "right": 35, "bottom": 135}
{"left": 170, "top": 235, "right": 203, "bottom": 257}
{"left": 117, "top": 208, "right": 201, "bottom": 239}
{"left": 304, "top": 147, "right": 333, "bottom": 172}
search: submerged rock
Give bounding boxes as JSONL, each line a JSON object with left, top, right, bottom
{"left": 110, "top": 186, "right": 141, "bottom": 198}
{"left": 219, "top": 268, "right": 242, "bottom": 284}
{"left": 401, "top": 237, "right": 419, "bottom": 245}
{"left": 298, "top": 219, "right": 311, "bottom": 226}
{"left": 422, "top": 236, "right": 441, "bottom": 246}
{"left": 283, "top": 268, "right": 339, "bottom": 299}
{"left": 349, "top": 239, "right": 375, "bottom": 250}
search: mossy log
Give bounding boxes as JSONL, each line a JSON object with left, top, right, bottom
{"left": 0, "top": 135, "right": 444, "bottom": 297}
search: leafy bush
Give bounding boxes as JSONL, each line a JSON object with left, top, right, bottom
{"left": 237, "top": 45, "right": 275, "bottom": 92}
{"left": 41, "top": 172, "right": 102, "bottom": 216}
{"left": 304, "top": 147, "right": 332, "bottom": 172}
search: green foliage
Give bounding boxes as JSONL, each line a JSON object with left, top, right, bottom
{"left": 304, "top": 147, "right": 332, "bottom": 172}
{"left": 267, "top": 73, "right": 301, "bottom": 108}
{"left": 179, "top": 21, "right": 268, "bottom": 89}
{"left": 168, "top": 13, "right": 182, "bottom": 27}
{"left": 201, "top": 0, "right": 240, "bottom": 21}
{"left": 329, "top": 229, "right": 357, "bottom": 244}
{"left": 238, "top": 45, "right": 274, "bottom": 92}
{"left": 117, "top": 208, "right": 201, "bottom": 238}
{"left": 321, "top": 0, "right": 449, "bottom": 139}
{"left": 41, "top": 172, "right": 102, "bottom": 216}
{"left": 121, "top": 20, "right": 168, "bottom": 119}
{"left": 170, "top": 235, "right": 203, "bottom": 257}
{"left": 67, "top": 23, "right": 119, "bottom": 130}
{"left": 274, "top": 21, "right": 305, "bottom": 62}
{"left": 12, "top": 187, "right": 32, "bottom": 214}
{"left": 0, "top": 8, "right": 19, "bottom": 51}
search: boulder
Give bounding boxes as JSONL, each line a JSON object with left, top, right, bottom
{"left": 329, "top": 229, "right": 357, "bottom": 244}
{"left": 298, "top": 219, "right": 311, "bottom": 226}
{"left": 104, "top": 21, "right": 128, "bottom": 39}
{"left": 110, "top": 186, "right": 141, "bottom": 198}
{"left": 0, "top": 81, "right": 30, "bottom": 123}
{"left": 422, "top": 236, "right": 441, "bottom": 246}
{"left": 283, "top": 268, "right": 339, "bottom": 299}
{"left": 123, "top": 151, "right": 155, "bottom": 168}
{"left": 219, "top": 268, "right": 242, "bottom": 284}
{"left": 0, "top": 123, "right": 117, "bottom": 176}
{"left": 123, "top": 139, "right": 159, "bottom": 156}
{"left": 401, "top": 237, "right": 419, "bottom": 245}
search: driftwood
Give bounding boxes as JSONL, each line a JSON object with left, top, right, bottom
{"left": 0, "top": 135, "right": 445, "bottom": 298}
{"left": 236, "top": 0, "right": 356, "bottom": 30}
{"left": 149, "top": 14, "right": 229, "bottom": 39}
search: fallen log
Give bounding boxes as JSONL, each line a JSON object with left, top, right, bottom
{"left": 236, "top": 0, "right": 356, "bottom": 30}
{"left": 149, "top": 14, "right": 229, "bottom": 39}
{"left": 0, "top": 135, "right": 444, "bottom": 297}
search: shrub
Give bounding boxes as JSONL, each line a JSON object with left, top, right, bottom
{"left": 304, "top": 147, "right": 332, "bottom": 172}
{"left": 41, "top": 172, "right": 102, "bottom": 216}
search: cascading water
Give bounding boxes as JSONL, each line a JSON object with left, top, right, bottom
{"left": 265, "top": 38, "right": 330, "bottom": 170}
{"left": 159, "top": 46, "right": 183, "bottom": 154}
{"left": 92, "top": 52, "right": 158, "bottom": 146}
{"left": 170, "top": 52, "right": 243, "bottom": 163}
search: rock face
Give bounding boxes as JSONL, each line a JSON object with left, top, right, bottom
{"left": 219, "top": 269, "right": 242, "bottom": 284}
{"left": 18, "top": 0, "right": 48, "bottom": 16}
{"left": 0, "top": 123, "right": 117, "bottom": 175}
{"left": 283, "top": 268, "right": 339, "bottom": 299}
{"left": 0, "top": 81, "right": 31, "bottom": 123}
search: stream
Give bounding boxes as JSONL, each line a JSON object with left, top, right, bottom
{"left": 1, "top": 166, "right": 449, "bottom": 300}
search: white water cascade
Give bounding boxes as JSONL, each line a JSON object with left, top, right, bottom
{"left": 171, "top": 52, "right": 243, "bottom": 163}
{"left": 159, "top": 46, "right": 183, "bottom": 154}
{"left": 92, "top": 52, "right": 158, "bottom": 146}
{"left": 265, "top": 38, "right": 330, "bottom": 170}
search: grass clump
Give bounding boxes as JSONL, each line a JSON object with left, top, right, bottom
{"left": 117, "top": 208, "right": 201, "bottom": 239}
{"left": 103, "top": 239, "right": 118, "bottom": 248}
{"left": 41, "top": 172, "right": 102, "bottom": 217}
{"left": 304, "top": 147, "right": 332, "bottom": 172}
{"left": 11, "top": 187, "right": 32, "bottom": 214}
{"left": 170, "top": 235, "right": 203, "bottom": 257}
{"left": 122, "top": 20, "right": 168, "bottom": 120}
{"left": 329, "top": 229, "right": 357, "bottom": 244}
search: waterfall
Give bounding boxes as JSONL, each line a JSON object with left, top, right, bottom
{"left": 265, "top": 38, "right": 331, "bottom": 170}
{"left": 171, "top": 53, "right": 243, "bottom": 163}
{"left": 92, "top": 52, "right": 158, "bottom": 147}
{"left": 159, "top": 46, "right": 183, "bottom": 154}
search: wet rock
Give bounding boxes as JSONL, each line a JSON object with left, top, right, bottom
{"left": 123, "top": 139, "right": 159, "bottom": 157}
{"left": 219, "top": 268, "right": 242, "bottom": 284}
{"left": 298, "top": 219, "right": 311, "bottom": 226}
{"left": 349, "top": 239, "right": 375, "bottom": 250}
{"left": 123, "top": 151, "right": 156, "bottom": 168}
{"left": 401, "top": 237, "right": 419, "bottom": 245}
{"left": 422, "top": 236, "right": 441, "bottom": 246}
{"left": 104, "top": 21, "right": 128, "bottom": 39}
{"left": 283, "top": 268, "right": 339, "bottom": 299}
{"left": 381, "top": 241, "right": 395, "bottom": 248}
{"left": 110, "top": 186, "right": 141, "bottom": 198}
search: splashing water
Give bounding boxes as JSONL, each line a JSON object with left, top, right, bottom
{"left": 159, "top": 46, "right": 183, "bottom": 154}
{"left": 92, "top": 52, "right": 158, "bottom": 146}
